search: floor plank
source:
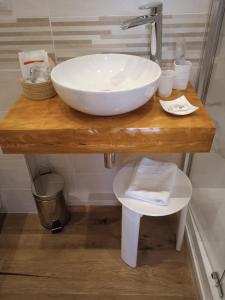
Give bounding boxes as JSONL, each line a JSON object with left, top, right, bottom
{"left": 0, "top": 206, "right": 199, "bottom": 299}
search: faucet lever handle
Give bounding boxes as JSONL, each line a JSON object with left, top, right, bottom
{"left": 139, "top": 2, "right": 162, "bottom": 12}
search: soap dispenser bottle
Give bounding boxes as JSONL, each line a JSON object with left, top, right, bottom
{"left": 174, "top": 38, "right": 192, "bottom": 90}
{"left": 175, "top": 38, "right": 186, "bottom": 65}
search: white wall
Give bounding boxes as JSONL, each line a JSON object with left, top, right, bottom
{"left": 0, "top": 0, "right": 211, "bottom": 212}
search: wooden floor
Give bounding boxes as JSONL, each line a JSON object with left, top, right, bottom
{"left": 0, "top": 206, "right": 199, "bottom": 300}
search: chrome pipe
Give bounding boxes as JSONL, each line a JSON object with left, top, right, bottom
{"left": 104, "top": 153, "right": 116, "bottom": 169}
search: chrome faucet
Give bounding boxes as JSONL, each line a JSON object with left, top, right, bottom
{"left": 121, "top": 2, "right": 163, "bottom": 64}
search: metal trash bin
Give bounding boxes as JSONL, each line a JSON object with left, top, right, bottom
{"left": 31, "top": 173, "right": 70, "bottom": 233}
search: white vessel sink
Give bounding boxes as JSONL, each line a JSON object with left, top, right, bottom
{"left": 51, "top": 54, "right": 161, "bottom": 116}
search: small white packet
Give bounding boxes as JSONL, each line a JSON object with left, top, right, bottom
{"left": 168, "top": 104, "right": 190, "bottom": 112}
{"left": 18, "top": 50, "right": 50, "bottom": 83}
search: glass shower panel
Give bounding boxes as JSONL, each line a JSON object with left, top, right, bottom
{"left": 189, "top": 12, "right": 225, "bottom": 284}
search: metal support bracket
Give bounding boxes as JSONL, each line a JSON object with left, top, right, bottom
{"left": 211, "top": 270, "right": 225, "bottom": 298}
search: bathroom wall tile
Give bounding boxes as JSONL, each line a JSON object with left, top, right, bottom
{"left": 0, "top": 152, "right": 25, "bottom": 159}
{"left": 48, "top": 0, "right": 210, "bottom": 17}
{"left": 47, "top": 154, "right": 118, "bottom": 194}
{"left": 71, "top": 154, "right": 110, "bottom": 173}
{"left": 73, "top": 172, "right": 116, "bottom": 195}
{"left": 0, "top": 0, "right": 12, "bottom": 18}
{"left": 164, "top": 0, "right": 210, "bottom": 14}
{"left": 163, "top": 13, "right": 208, "bottom": 24}
{"left": 48, "top": 0, "right": 148, "bottom": 17}
{"left": 0, "top": 70, "right": 21, "bottom": 111}
{"left": 0, "top": 156, "right": 31, "bottom": 189}
{"left": 11, "top": 0, "right": 49, "bottom": 18}
{"left": 50, "top": 13, "right": 207, "bottom": 84}
{"left": 4, "top": 1, "right": 49, "bottom": 19}
{"left": 47, "top": 154, "right": 77, "bottom": 174}
{"left": 0, "top": 18, "right": 54, "bottom": 70}
{"left": 0, "top": 189, "right": 37, "bottom": 213}
{"left": 50, "top": 15, "right": 148, "bottom": 63}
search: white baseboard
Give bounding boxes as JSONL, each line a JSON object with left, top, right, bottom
{"left": 186, "top": 209, "right": 220, "bottom": 300}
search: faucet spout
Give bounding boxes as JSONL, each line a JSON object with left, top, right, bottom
{"left": 120, "top": 2, "right": 162, "bottom": 64}
{"left": 121, "top": 15, "right": 157, "bottom": 30}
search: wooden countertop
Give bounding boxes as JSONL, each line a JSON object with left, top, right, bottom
{"left": 0, "top": 85, "right": 215, "bottom": 154}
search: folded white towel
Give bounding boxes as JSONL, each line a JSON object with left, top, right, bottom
{"left": 125, "top": 158, "right": 178, "bottom": 206}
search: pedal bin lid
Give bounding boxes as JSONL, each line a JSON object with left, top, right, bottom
{"left": 31, "top": 173, "right": 64, "bottom": 200}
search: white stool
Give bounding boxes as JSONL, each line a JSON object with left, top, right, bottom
{"left": 113, "top": 161, "right": 192, "bottom": 268}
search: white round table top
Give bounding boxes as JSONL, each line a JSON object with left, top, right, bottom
{"left": 113, "top": 161, "right": 192, "bottom": 217}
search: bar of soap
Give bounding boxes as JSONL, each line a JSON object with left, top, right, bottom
{"left": 169, "top": 104, "right": 190, "bottom": 112}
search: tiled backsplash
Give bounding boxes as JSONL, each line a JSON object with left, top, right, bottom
{"left": 0, "top": 0, "right": 210, "bottom": 212}
{"left": 0, "top": 17, "right": 54, "bottom": 69}
{"left": 0, "top": 14, "right": 207, "bottom": 75}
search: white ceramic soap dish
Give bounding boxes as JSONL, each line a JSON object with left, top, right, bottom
{"left": 159, "top": 95, "right": 199, "bottom": 116}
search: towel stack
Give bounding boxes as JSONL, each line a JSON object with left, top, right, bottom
{"left": 125, "top": 157, "right": 178, "bottom": 206}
